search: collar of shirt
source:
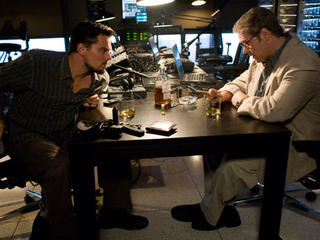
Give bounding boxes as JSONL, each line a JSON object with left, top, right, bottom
{"left": 58, "top": 54, "right": 108, "bottom": 86}
{"left": 264, "top": 33, "right": 292, "bottom": 69}
{"left": 59, "top": 53, "right": 72, "bottom": 81}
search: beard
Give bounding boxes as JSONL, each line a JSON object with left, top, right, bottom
{"left": 84, "top": 61, "right": 106, "bottom": 75}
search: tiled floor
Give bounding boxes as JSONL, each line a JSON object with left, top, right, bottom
{"left": 1, "top": 156, "right": 320, "bottom": 240}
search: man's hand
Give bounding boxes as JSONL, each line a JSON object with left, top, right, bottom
{"left": 231, "top": 91, "right": 249, "bottom": 107}
{"left": 0, "top": 120, "right": 7, "bottom": 140}
{"left": 83, "top": 94, "right": 100, "bottom": 108}
{"left": 208, "top": 89, "right": 232, "bottom": 103}
{"left": 207, "top": 88, "right": 220, "bottom": 104}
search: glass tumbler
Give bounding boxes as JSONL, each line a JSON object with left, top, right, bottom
{"left": 205, "top": 92, "right": 221, "bottom": 117}
{"left": 119, "top": 91, "right": 135, "bottom": 120}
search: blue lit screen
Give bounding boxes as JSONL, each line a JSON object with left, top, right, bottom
{"left": 0, "top": 37, "right": 66, "bottom": 62}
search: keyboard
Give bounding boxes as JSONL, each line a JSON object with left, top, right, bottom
{"left": 183, "top": 73, "right": 208, "bottom": 81}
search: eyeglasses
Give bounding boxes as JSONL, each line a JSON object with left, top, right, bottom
{"left": 240, "top": 34, "right": 257, "bottom": 49}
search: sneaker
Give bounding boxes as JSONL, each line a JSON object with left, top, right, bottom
{"left": 171, "top": 203, "right": 200, "bottom": 222}
{"left": 98, "top": 210, "right": 149, "bottom": 230}
{"left": 191, "top": 205, "right": 241, "bottom": 231}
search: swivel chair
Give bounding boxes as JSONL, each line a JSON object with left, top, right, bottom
{"left": 0, "top": 137, "right": 51, "bottom": 240}
{"left": 212, "top": 43, "right": 250, "bottom": 82}
{"left": 195, "top": 32, "right": 232, "bottom": 67}
{"left": 0, "top": 21, "right": 35, "bottom": 220}
{"left": 292, "top": 141, "right": 320, "bottom": 203}
{"left": 0, "top": 78, "right": 48, "bottom": 239}
{"left": 0, "top": 21, "right": 29, "bottom": 64}
{"left": 196, "top": 42, "right": 232, "bottom": 67}
{"left": 0, "top": 141, "right": 42, "bottom": 222}
{"left": 234, "top": 140, "right": 320, "bottom": 217}
{"left": 0, "top": 68, "right": 43, "bottom": 236}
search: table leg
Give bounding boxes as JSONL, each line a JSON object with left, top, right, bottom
{"left": 259, "top": 137, "right": 289, "bottom": 240}
{"left": 69, "top": 148, "right": 99, "bottom": 240}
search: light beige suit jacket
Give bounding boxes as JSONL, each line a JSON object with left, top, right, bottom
{"left": 220, "top": 34, "right": 320, "bottom": 183}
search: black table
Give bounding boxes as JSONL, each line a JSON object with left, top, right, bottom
{"left": 69, "top": 98, "right": 290, "bottom": 240}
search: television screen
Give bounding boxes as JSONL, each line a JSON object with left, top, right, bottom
{"left": 136, "top": 12, "right": 147, "bottom": 22}
{"left": 122, "top": 0, "right": 137, "bottom": 19}
{"left": 122, "top": 0, "right": 147, "bottom": 22}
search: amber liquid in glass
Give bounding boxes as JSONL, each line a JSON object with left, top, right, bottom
{"left": 120, "top": 109, "right": 135, "bottom": 119}
{"left": 206, "top": 107, "right": 221, "bottom": 117}
{"left": 154, "top": 87, "right": 171, "bottom": 107}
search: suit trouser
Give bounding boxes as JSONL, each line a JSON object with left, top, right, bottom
{"left": 200, "top": 154, "right": 264, "bottom": 226}
{"left": 9, "top": 139, "right": 76, "bottom": 240}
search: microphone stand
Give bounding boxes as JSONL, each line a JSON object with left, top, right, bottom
{"left": 181, "top": 0, "right": 229, "bottom": 58}
{"left": 181, "top": 19, "right": 216, "bottom": 58}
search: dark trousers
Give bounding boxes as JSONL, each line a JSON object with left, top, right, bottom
{"left": 98, "top": 158, "right": 132, "bottom": 212}
{"left": 9, "top": 139, "right": 76, "bottom": 240}
{"left": 9, "top": 139, "right": 132, "bottom": 240}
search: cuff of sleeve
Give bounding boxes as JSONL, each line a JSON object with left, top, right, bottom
{"left": 219, "top": 85, "right": 240, "bottom": 95}
{"left": 237, "top": 97, "right": 249, "bottom": 113}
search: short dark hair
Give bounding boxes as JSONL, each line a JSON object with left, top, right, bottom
{"left": 69, "top": 21, "right": 115, "bottom": 53}
{"left": 233, "top": 7, "right": 284, "bottom": 37}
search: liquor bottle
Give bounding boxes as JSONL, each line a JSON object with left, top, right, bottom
{"left": 154, "top": 64, "right": 171, "bottom": 107}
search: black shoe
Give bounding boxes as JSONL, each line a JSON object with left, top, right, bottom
{"left": 191, "top": 205, "right": 241, "bottom": 231}
{"left": 98, "top": 210, "right": 149, "bottom": 230}
{"left": 29, "top": 210, "right": 53, "bottom": 240}
{"left": 171, "top": 203, "right": 200, "bottom": 222}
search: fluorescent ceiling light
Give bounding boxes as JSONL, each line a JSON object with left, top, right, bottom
{"left": 137, "top": 0, "right": 175, "bottom": 7}
{"left": 153, "top": 24, "right": 174, "bottom": 28}
{"left": 95, "top": 11, "right": 116, "bottom": 22}
{"left": 96, "top": 16, "right": 115, "bottom": 22}
{"left": 192, "top": 0, "right": 206, "bottom": 6}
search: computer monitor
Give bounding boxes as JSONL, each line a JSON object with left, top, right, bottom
{"left": 221, "top": 33, "right": 240, "bottom": 64}
{"left": 122, "top": 0, "right": 147, "bottom": 23}
{"left": 172, "top": 44, "right": 184, "bottom": 80}
{"left": 157, "top": 34, "right": 181, "bottom": 50}
{"left": 148, "top": 36, "right": 160, "bottom": 61}
{"left": 122, "top": 0, "right": 137, "bottom": 19}
{"left": 136, "top": 11, "right": 148, "bottom": 23}
{"left": 110, "top": 35, "right": 118, "bottom": 43}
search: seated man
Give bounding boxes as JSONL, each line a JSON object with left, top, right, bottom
{"left": 171, "top": 7, "right": 320, "bottom": 230}
{"left": 0, "top": 21, "right": 147, "bottom": 240}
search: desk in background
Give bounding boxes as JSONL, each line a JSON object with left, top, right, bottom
{"left": 69, "top": 98, "right": 290, "bottom": 240}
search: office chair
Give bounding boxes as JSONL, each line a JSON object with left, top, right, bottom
{"left": 0, "top": 75, "right": 42, "bottom": 226}
{"left": 212, "top": 43, "right": 250, "bottom": 82}
{"left": 0, "top": 21, "right": 29, "bottom": 64}
{"left": 234, "top": 140, "right": 320, "bottom": 216}
{"left": 195, "top": 32, "right": 232, "bottom": 67}
{"left": 0, "top": 43, "right": 22, "bottom": 63}
{"left": 292, "top": 141, "right": 320, "bottom": 203}
{"left": 0, "top": 141, "right": 42, "bottom": 222}
{"left": 0, "top": 138, "right": 54, "bottom": 240}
